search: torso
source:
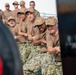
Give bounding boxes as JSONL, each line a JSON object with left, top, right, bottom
{"left": 3, "top": 10, "right": 12, "bottom": 19}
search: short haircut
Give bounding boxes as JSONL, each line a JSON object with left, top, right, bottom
{"left": 30, "top": 1, "right": 35, "bottom": 4}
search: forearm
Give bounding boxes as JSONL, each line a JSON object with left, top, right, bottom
{"left": 47, "top": 46, "right": 60, "bottom": 54}
{"left": 32, "top": 40, "right": 41, "bottom": 46}
{"left": 18, "top": 31, "right": 27, "bottom": 36}
{"left": 47, "top": 46, "right": 57, "bottom": 53}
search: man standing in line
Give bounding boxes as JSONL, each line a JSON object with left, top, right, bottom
{"left": 29, "top": 1, "right": 40, "bottom": 17}
{"left": 20, "top": 1, "right": 27, "bottom": 10}
{"left": 12, "top": 1, "right": 19, "bottom": 19}
{"left": 4, "top": 3, "right": 12, "bottom": 19}
{"left": 0, "top": 9, "right": 6, "bottom": 24}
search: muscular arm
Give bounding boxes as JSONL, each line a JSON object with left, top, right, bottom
{"left": 33, "top": 39, "right": 47, "bottom": 46}
{"left": 18, "top": 31, "right": 28, "bottom": 36}
{"left": 32, "top": 39, "right": 42, "bottom": 46}
{"left": 47, "top": 46, "right": 60, "bottom": 54}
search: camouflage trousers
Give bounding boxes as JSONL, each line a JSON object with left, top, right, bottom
{"left": 46, "top": 61, "right": 63, "bottom": 75}
{"left": 23, "top": 52, "right": 59, "bottom": 75}
{"left": 27, "top": 46, "right": 40, "bottom": 61}
{"left": 18, "top": 43, "right": 31, "bottom": 64}
{"left": 18, "top": 41, "right": 40, "bottom": 64}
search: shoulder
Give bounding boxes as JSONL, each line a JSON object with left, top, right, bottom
{"left": 34, "top": 9, "right": 39, "bottom": 12}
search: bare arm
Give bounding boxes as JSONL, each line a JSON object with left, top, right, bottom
{"left": 47, "top": 46, "right": 60, "bottom": 54}
{"left": 32, "top": 39, "right": 42, "bottom": 46}
{"left": 33, "top": 39, "right": 47, "bottom": 46}
{"left": 18, "top": 31, "right": 28, "bottom": 37}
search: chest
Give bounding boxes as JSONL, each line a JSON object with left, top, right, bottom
{"left": 50, "top": 35, "right": 59, "bottom": 47}
{"left": 9, "top": 26, "right": 18, "bottom": 36}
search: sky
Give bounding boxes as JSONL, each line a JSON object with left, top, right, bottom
{"left": 0, "top": 0, "right": 57, "bottom": 17}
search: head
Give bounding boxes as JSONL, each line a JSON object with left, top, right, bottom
{"left": 20, "top": 1, "right": 25, "bottom": 8}
{"left": 13, "top": 1, "right": 19, "bottom": 9}
{"left": 35, "top": 17, "right": 46, "bottom": 33}
{"left": 8, "top": 16, "right": 16, "bottom": 27}
{"left": 17, "top": 9, "right": 26, "bottom": 21}
{"left": 5, "top": 3, "right": 10, "bottom": 10}
{"left": 29, "top": 1, "right": 35, "bottom": 9}
{"left": 26, "top": 8, "right": 35, "bottom": 22}
{"left": 46, "top": 17, "right": 58, "bottom": 34}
